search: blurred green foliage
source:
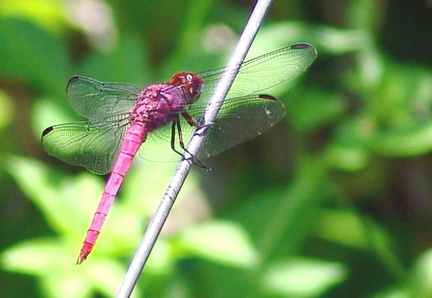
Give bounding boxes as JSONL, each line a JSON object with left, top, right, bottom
{"left": 1, "top": 0, "right": 432, "bottom": 297}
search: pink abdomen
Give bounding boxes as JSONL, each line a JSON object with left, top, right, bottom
{"left": 77, "top": 123, "right": 146, "bottom": 264}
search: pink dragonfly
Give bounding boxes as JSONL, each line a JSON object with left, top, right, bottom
{"left": 41, "top": 43, "right": 317, "bottom": 264}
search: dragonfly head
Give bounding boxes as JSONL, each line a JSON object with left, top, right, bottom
{"left": 170, "top": 72, "right": 204, "bottom": 104}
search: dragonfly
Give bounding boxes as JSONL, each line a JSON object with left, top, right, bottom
{"left": 41, "top": 43, "right": 317, "bottom": 264}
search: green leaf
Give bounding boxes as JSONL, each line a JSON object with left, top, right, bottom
{"left": 325, "top": 118, "right": 372, "bottom": 172}
{"left": 4, "top": 155, "right": 103, "bottom": 237}
{"left": 178, "top": 220, "right": 259, "bottom": 268}
{"left": 371, "top": 123, "right": 432, "bottom": 157}
{"left": 0, "top": 89, "right": 15, "bottom": 129}
{"left": 287, "top": 88, "right": 347, "bottom": 134}
{"left": 0, "top": 17, "right": 69, "bottom": 94}
{"left": 312, "top": 209, "right": 405, "bottom": 279}
{"left": 262, "top": 258, "right": 346, "bottom": 297}
{"left": 79, "top": 34, "right": 149, "bottom": 85}
{"left": 0, "top": 0, "right": 66, "bottom": 33}
{"left": 1, "top": 237, "right": 134, "bottom": 298}
{"left": 2, "top": 238, "right": 93, "bottom": 298}
{"left": 2, "top": 238, "right": 71, "bottom": 275}
{"left": 409, "top": 248, "right": 432, "bottom": 297}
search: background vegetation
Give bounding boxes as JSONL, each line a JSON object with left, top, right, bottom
{"left": 1, "top": 0, "right": 432, "bottom": 297}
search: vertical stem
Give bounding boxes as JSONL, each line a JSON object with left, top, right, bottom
{"left": 117, "top": 0, "right": 274, "bottom": 297}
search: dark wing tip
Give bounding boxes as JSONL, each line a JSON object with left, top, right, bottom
{"left": 291, "top": 43, "right": 318, "bottom": 57}
{"left": 259, "top": 94, "right": 278, "bottom": 101}
{"left": 291, "top": 43, "right": 313, "bottom": 49}
{"left": 68, "top": 75, "right": 81, "bottom": 84}
{"left": 41, "top": 126, "right": 54, "bottom": 140}
{"left": 66, "top": 75, "right": 81, "bottom": 92}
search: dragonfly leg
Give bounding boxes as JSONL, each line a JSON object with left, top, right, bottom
{"left": 170, "top": 117, "right": 208, "bottom": 169}
{"left": 181, "top": 112, "right": 200, "bottom": 127}
{"left": 169, "top": 118, "right": 186, "bottom": 157}
{"left": 181, "top": 111, "right": 214, "bottom": 137}
{"left": 194, "top": 122, "right": 214, "bottom": 137}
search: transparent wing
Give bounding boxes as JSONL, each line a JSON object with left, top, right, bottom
{"left": 138, "top": 94, "right": 286, "bottom": 161}
{"left": 41, "top": 116, "right": 130, "bottom": 174}
{"left": 44, "top": 43, "right": 315, "bottom": 168}
{"left": 196, "top": 43, "right": 317, "bottom": 105}
{"left": 66, "top": 76, "right": 141, "bottom": 120}
{"left": 197, "top": 94, "right": 286, "bottom": 158}
{"left": 137, "top": 44, "right": 316, "bottom": 162}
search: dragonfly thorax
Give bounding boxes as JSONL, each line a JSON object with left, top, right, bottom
{"left": 131, "top": 82, "right": 195, "bottom": 132}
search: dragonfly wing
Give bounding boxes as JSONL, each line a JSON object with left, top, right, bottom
{"left": 137, "top": 117, "right": 198, "bottom": 162}
{"left": 197, "top": 43, "right": 317, "bottom": 104}
{"left": 194, "top": 94, "right": 286, "bottom": 158}
{"left": 41, "top": 117, "right": 130, "bottom": 174}
{"left": 137, "top": 95, "right": 285, "bottom": 161}
{"left": 58, "top": 44, "right": 314, "bottom": 163}
{"left": 66, "top": 76, "right": 141, "bottom": 120}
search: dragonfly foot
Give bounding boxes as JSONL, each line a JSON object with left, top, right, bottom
{"left": 196, "top": 123, "right": 214, "bottom": 137}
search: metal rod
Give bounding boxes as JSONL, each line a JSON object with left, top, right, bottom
{"left": 117, "top": 0, "right": 273, "bottom": 296}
